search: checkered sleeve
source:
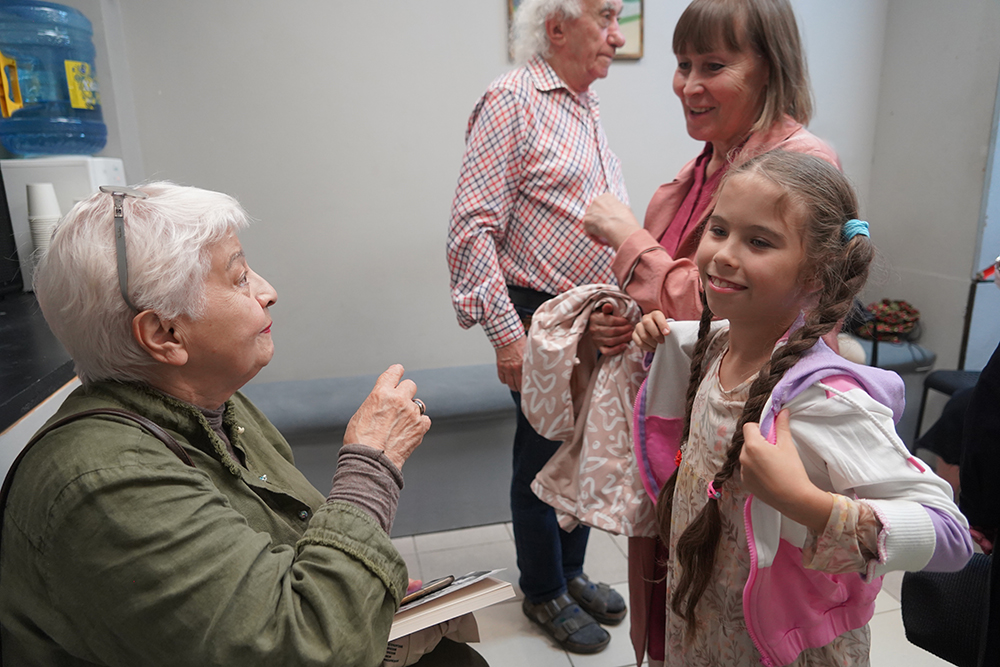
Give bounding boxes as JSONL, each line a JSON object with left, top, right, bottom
{"left": 446, "top": 88, "right": 526, "bottom": 349}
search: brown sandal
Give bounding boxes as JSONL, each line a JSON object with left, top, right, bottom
{"left": 567, "top": 575, "right": 627, "bottom": 625}
{"left": 522, "top": 593, "right": 610, "bottom": 654}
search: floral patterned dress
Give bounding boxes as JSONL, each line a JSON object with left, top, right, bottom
{"left": 663, "top": 335, "right": 876, "bottom": 667}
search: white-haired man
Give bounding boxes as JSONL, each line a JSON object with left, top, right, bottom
{"left": 446, "top": 0, "right": 628, "bottom": 654}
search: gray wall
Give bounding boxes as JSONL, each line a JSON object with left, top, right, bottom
{"left": 865, "top": 0, "right": 1000, "bottom": 371}
{"left": 64, "top": 0, "right": 998, "bottom": 383}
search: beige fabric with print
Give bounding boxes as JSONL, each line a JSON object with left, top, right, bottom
{"left": 521, "top": 284, "right": 656, "bottom": 537}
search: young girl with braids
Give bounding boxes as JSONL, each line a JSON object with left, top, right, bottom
{"left": 630, "top": 150, "right": 972, "bottom": 667}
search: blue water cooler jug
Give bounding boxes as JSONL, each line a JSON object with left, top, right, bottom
{"left": 0, "top": 0, "right": 107, "bottom": 155}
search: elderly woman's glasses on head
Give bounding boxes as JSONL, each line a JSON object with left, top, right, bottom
{"left": 99, "top": 185, "right": 148, "bottom": 312}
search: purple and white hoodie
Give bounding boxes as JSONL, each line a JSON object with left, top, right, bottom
{"left": 633, "top": 319, "right": 972, "bottom": 666}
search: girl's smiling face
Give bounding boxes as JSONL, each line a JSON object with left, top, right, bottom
{"left": 696, "top": 171, "right": 813, "bottom": 331}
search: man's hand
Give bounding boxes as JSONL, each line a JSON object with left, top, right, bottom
{"left": 589, "top": 303, "right": 633, "bottom": 356}
{"left": 496, "top": 336, "right": 525, "bottom": 392}
{"left": 344, "top": 365, "right": 431, "bottom": 469}
{"left": 582, "top": 193, "right": 641, "bottom": 250}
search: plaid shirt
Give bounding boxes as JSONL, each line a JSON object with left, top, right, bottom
{"left": 447, "top": 55, "right": 629, "bottom": 348}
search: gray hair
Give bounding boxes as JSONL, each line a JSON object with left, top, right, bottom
{"left": 510, "top": 0, "right": 584, "bottom": 65}
{"left": 34, "top": 182, "right": 251, "bottom": 385}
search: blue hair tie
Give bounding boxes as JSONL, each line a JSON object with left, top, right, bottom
{"left": 843, "top": 219, "right": 870, "bottom": 242}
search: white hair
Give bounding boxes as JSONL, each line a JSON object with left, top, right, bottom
{"left": 34, "top": 181, "right": 251, "bottom": 385}
{"left": 510, "top": 0, "right": 584, "bottom": 65}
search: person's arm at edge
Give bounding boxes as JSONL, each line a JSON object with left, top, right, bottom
{"left": 959, "top": 339, "right": 1000, "bottom": 548}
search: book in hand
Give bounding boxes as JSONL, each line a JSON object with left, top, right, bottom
{"left": 388, "top": 569, "right": 515, "bottom": 641}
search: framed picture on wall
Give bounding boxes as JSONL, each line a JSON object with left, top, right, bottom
{"left": 507, "top": 0, "right": 643, "bottom": 60}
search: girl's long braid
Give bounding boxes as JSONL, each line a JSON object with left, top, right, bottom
{"left": 656, "top": 291, "right": 715, "bottom": 542}
{"left": 666, "top": 150, "right": 875, "bottom": 637}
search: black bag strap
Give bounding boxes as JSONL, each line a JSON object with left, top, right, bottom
{"left": 0, "top": 408, "right": 196, "bottom": 664}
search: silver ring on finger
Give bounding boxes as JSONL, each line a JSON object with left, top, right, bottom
{"left": 412, "top": 398, "right": 426, "bottom": 415}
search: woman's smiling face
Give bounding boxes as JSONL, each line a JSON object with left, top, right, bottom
{"left": 673, "top": 44, "right": 769, "bottom": 155}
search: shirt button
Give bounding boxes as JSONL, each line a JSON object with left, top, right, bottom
{"left": 235, "top": 425, "right": 246, "bottom": 434}
{"left": 299, "top": 510, "right": 310, "bottom": 520}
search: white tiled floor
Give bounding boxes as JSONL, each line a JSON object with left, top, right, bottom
{"left": 393, "top": 523, "right": 953, "bottom": 667}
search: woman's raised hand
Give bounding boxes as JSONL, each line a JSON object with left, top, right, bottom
{"left": 344, "top": 365, "right": 431, "bottom": 469}
{"left": 582, "top": 193, "right": 641, "bottom": 249}
{"left": 632, "top": 310, "right": 671, "bottom": 353}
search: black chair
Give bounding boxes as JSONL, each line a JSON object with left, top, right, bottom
{"left": 914, "top": 370, "right": 981, "bottom": 442}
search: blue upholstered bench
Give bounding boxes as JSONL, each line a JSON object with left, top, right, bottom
{"left": 854, "top": 339, "right": 936, "bottom": 374}
{"left": 242, "top": 364, "right": 517, "bottom": 535}
{"left": 241, "top": 343, "right": 935, "bottom": 442}
{"left": 239, "top": 345, "right": 939, "bottom": 533}
{"left": 241, "top": 364, "right": 512, "bottom": 437}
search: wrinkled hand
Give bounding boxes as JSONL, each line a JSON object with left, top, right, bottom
{"left": 582, "top": 193, "right": 641, "bottom": 249}
{"left": 632, "top": 310, "right": 671, "bottom": 353}
{"left": 344, "top": 365, "right": 431, "bottom": 469}
{"left": 496, "top": 336, "right": 525, "bottom": 392}
{"left": 589, "top": 303, "right": 633, "bottom": 356}
{"left": 740, "top": 410, "right": 832, "bottom": 533}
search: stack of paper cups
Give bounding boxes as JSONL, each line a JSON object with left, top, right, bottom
{"left": 26, "top": 182, "right": 62, "bottom": 257}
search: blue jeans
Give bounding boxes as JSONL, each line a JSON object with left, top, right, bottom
{"left": 510, "top": 391, "right": 590, "bottom": 604}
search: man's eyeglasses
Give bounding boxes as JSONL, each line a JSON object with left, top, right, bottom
{"left": 99, "top": 185, "right": 148, "bottom": 312}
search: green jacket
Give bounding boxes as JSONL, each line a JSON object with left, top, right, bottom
{"left": 0, "top": 381, "right": 407, "bottom": 666}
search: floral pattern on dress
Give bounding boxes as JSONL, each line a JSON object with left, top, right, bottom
{"left": 663, "top": 337, "right": 874, "bottom": 667}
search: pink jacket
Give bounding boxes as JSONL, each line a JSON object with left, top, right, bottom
{"left": 611, "top": 116, "right": 841, "bottom": 318}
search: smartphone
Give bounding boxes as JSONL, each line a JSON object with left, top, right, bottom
{"left": 400, "top": 575, "right": 455, "bottom": 605}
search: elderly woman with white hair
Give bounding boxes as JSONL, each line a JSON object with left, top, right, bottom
{"left": 0, "top": 183, "right": 486, "bottom": 666}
